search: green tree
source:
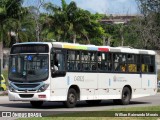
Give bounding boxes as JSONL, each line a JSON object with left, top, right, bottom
{"left": 43, "top": 0, "right": 105, "bottom": 44}
{"left": 136, "top": 0, "right": 160, "bottom": 49}
{"left": 0, "top": 0, "right": 27, "bottom": 47}
{"left": 0, "top": 0, "right": 26, "bottom": 69}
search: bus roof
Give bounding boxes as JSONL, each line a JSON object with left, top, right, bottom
{"left": 13, "top": 42, "right": 156, "bottom": 55}
{"left": 51, "top": 42, "right": 156, "bottom": 55}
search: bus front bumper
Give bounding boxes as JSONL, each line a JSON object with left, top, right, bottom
{"left": 8, "top": 90, "right": 50, "bottom": 101}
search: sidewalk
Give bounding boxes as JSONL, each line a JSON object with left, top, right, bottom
{"left": 0, "top": 91, "right": 8, "bottom": 95}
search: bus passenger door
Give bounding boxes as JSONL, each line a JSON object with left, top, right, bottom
{"left": 141, "top": 55, "right": 156, "bottom": 89}
{"left": 141, "top": 64, "right": 156, "bottom": 89}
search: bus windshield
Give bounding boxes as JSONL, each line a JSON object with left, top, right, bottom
{"left": 9, "top": 54, "right": 49, "bottom": 82}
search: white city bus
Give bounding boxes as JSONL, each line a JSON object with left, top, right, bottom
{"left": 8, "top": 42, "right": 157, "bottom": 108}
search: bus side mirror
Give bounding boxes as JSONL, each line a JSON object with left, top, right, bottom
{"left": 52, "top": 71, "right": 66, "bottom": 78}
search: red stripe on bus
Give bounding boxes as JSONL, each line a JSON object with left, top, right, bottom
{"left": 98, "top": 48, "right": 109, "bottom": 52}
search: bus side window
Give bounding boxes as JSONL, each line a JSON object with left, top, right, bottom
{"left": 54, "top": 54, "right": 58, "bottom": 67}
{"left": 149, "top": 66, "right": 154, "bottom": 72}
{"left": 68, "top": 62, "right": 74, "bottom": 70}
{"left": 149, "top": 56, "right": 155, "bottom": 73}
{"left": 77, "top": 63, "right": 81, "bottom": 70}
{"left": 128, "top": 64, "right": 137, "bottom": 72}
{"left": 141, "top": 55, "right": 151, "bottom": 73}
{"left": 142, "top": 64, "right": 148, "bottom": 72}
{"left": 113, "top": 54, "right": 122, "bottom": 72}
{"left": 51, "top": 49, "right": 65, "bottom": 72}
{"left": 137, "top": 64, "right": 141, "bottom": 72}
{"left": 56, "top": 53, "right": 65, "bottom": 71}
{"left": 107, "top": 53, "right": 112, "bottom": 71}
{"left": 121, "top": 64, "right": 126, "bottom": 72}
{"left": 92, "top": 64, "right": 96, "bottom": 70}
{"left": 50, "top": 53, "right": 58, "bottom": 72}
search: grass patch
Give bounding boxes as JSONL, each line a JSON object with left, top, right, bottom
{"left": 111, "top": 106, "right": 160, "bottom": 111}
{"left": 18, "top": 117, "right": 146, "bottom": 120}
{"left": 18, "top": 106, "right": 160, "bottom": 120}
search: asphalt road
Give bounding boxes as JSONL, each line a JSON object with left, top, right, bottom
{"left": 0, "top": 94, "right": 160, "bottom": 120}
{"left": 0, "top": 94, "right": 160, "bottom": 112}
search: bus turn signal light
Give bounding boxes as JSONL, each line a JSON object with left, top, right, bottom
{"left": 38, "top": 95, "right": 46, "bottom": 98}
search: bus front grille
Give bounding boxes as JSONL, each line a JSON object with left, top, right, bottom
{"left": 14, "top": 84, "right": 39, "bottom": 88}
{"left": 19, "top": 94, "right": 34, "bottom": 98}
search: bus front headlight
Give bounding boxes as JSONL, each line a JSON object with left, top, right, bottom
{"left": 8, "top": 85, "right": 15, "bottom": 92}
{"left": 38, "top": 84, "right": 49, "bottom": 92}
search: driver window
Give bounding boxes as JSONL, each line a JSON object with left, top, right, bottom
{"left": 51, "top": 49, "right": 65, "bottom": 71}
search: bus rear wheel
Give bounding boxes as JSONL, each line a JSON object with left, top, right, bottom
{"left": 113, "top": 87, "right": 131, "bottom": 105}
{"left": 30, "top": 101, "right": 43, "bottom": 108}
{"left": 64, "top": 88, "right": 77, "bottom": 108}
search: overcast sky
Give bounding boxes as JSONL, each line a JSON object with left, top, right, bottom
{"left": 23, "top": 0, "right": 139, "bottom": 15}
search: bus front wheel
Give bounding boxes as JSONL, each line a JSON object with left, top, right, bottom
{"left": 113, "top": 87, "right": 131, "bottom": 105}
{"left": 30, "top": 101, "right": 43, "bottom": 108}
{"left": 64, "top": 88, "right": 77, "bottom": 108}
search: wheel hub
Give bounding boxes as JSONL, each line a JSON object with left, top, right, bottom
{"left": 69, "top": 93, "right": 75, "bottom": 104}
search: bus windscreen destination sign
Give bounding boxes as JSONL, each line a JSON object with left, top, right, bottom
{"left": 11, "top": 44, "right": 49, "bottom": 54}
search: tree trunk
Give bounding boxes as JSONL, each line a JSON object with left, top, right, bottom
{"left": 57, "top": 35, "right": 60, "bottom": 42}
{"left": 107, "top": 36, "right": 111, "bottom": 46}
{"left": 16, "top": 29, "right": 18, "bottom": 43}
{"left": 103, "top": 36, "right": 106, "bottom": 46}
{"left": 0, "top": 24, "right": 3, "bottom": 70}
{"left": 83, "top": 33, "right": 90, "bottom": 44}
{"left": 85, "top": 35, "right": 90, "bottom": 44}
{"left": 120, "top": 25, "right": 124, "bottom": 46}
{"left": 121, "top": 34, "right": 124, "bottom": 46}
{"left": 87, "top": 38, "right": 90, "bottom": 44}
{"left": 0, "top": 42, "right": 3, "bottom": 70}
{"left": 36, "top": 22, "right": 40, "bottom": 42}
{"left": 73, "top": 34, "right": 76, "bottom": 43}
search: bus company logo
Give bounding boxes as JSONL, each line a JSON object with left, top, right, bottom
{"left": 25, "top": 89, "right": 28, "bottom": 93}
{"left": 74, "top": 76, "right": 84, "bottom": 82}
{"left": 113, "top": 76, "right": 117, "bottom": 82}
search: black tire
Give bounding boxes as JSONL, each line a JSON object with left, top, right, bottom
{"left": 121, "top": 87, "right": 131, "bottom": 105}
{"left": 113, "top": 87, "right": 131, "bottom": 105}
{"left": 64, "top": 88, "right": 77, "bottom": 108}
{"left": 30, "top": 101, "right": 43, "bottom": 108}
{"left": 0, "top": 87, "right": 4, "bottom": 91}
{"left": 86, "top": 100, "right": 101, "bottom": 105}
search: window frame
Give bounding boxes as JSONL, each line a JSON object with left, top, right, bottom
{"left": 51, "top": 47, "right": 156, "bottom": 74}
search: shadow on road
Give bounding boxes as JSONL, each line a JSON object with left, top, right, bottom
{"left": 0, "top": 100, "right": 151, "bottom": 110}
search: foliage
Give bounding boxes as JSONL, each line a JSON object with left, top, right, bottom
{"left": 43, "top": 1, "right": 105, "bottom": 44}
{"left": 135, "top": 0, "right": 160, "bottom": 49}
{"left": 1, "top": 0, "right": 160, "bottom": 49}
{"left": 0, "top": 0, "right": 28, "bottom": 47}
